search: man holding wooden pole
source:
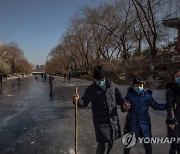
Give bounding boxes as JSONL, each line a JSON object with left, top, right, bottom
{"left": 73, "top": 65, "right": 129, "bottom": 154}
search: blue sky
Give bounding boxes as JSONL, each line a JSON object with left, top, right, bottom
{"left": 0, "top": 0, "right": 107, "bottom": 65}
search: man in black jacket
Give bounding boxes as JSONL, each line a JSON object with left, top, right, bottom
{"left": 73, "top": 65, "right": 128, "bottom": 154}
{"left": 166, "top": 70, "right": 180, "bottom": 154}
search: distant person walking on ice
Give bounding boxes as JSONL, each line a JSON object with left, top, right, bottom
{"left": 17, "top": 75, "right": 21, "bottom": 85}
{"left": 64, "top": 72, "right": 68, "bottom": 81}
{"left": 73, "top": 65, "right": 129, "bottom": 154}
{"left": 0, "top": 73, "right": 2, "bottom": 87}
{"left": 165, "top": 70, "right": 180, "bottom": 154}
{"left": 68, "top": 72, "right": 71, "bottom": 81}
{"left": 44, "top": 74, "right": 47, "bottom": 81}
{"left": 49, "top": 74, "right": 54, "bottom": 90}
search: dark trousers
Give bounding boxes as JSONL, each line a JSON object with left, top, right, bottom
{"left": 167, "top": 125, "right": 180, "bottom": 154}
{"left": 169, "top": 141, "right": 180, "bottom": 154}
{"left": 124, "top": 142, "right": 152, "bottom": 154}
{"left": 124, "top": 128, "right": 152, "bottom": 154}
{"left": 96, "top": 142, "right": 113, "bottom": 154}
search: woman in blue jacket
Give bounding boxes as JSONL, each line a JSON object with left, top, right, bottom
{"left": 123, "top": 78, "right": 167, "bottom": 154}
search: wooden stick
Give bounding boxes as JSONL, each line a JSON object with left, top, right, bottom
{"left": 74, "top": 86, "right": 78, "bottom": 154}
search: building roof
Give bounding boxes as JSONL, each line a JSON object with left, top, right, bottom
{"left": 163, "top": 18, "right": 180, "bottom": 29}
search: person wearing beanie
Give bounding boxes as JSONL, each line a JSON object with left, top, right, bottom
{"left": 122, "top": 77, "right": 167, "bottom": 154}
{"left": 165, "top": 70, "right": 180, "bottom": 154}
{"left": 73, "top": 65, "right": 129, "bottom": 154}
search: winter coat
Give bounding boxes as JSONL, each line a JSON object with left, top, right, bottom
{"left": 165, "top": 82, "right": 180, "bottom": 138}
{"left": 78, "top": 80, "right": 124, "bottom": 143}
{"left": 124, "top": 87, "right": 166, "bottom": 139}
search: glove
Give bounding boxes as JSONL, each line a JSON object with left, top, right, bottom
{"left": 165, "top": 118, "right": 178, "bottom": 125}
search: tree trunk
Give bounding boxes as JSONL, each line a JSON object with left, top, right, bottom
{"left": 150, "top": 55, "right": 156, "bottom": 74}
{"left": 138, "top": 39, "right": 141, "bottom": 55}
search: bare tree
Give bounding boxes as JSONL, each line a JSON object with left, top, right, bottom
{"left": 131, "top": 0, "right": 164, "bottom": 73}
{"left": 83, "top": 0, "right": 136, "bottom": 60}
{"left": 0, "top": 42, "right": 32, "bottom": 74}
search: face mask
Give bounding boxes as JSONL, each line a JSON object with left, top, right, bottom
{"left": 96, "top": 80, "right": 106, "bottom": 87}
{"left": 175, "top": 77, "right": 180, "bottom": 85}
{"left": 133, "top": 87, "right": 144, "bottom": 93}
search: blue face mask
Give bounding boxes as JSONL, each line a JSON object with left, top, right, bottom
{"left": 175, "top": 77, "right": 180, "bottom": 85}
{"left": 133, "top": 87, "right": 144, "bottom": 93}
{"left": 96, "top": 80, "right": 106, "bottom": 87}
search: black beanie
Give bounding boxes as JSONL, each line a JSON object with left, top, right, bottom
{"left": 132, "top": 77, "right": 144, "bottom": 85}
{"left": 93, "top": 65, "right": 106, "bottom": 80}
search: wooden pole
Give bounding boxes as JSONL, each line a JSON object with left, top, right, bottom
{"left": 75, "top": 86, "right": 78, "bottom": 154}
